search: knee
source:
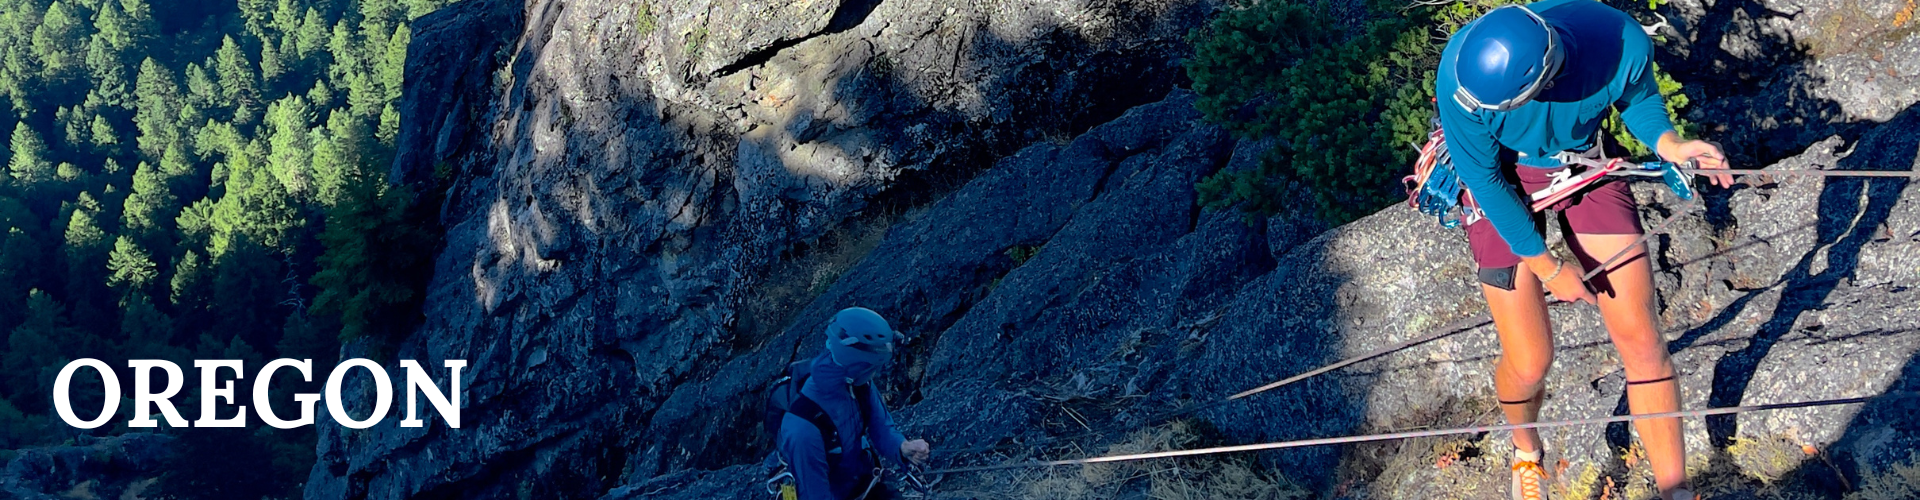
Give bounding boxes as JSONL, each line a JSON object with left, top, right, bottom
{"left": 1500, "top": 353, "right": 1554, "bottom": 388}
{"left": 1609, "top": 328, "right": 1671, "bottom": 368}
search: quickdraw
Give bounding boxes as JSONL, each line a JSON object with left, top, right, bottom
{"left": 1403, "top": 125, "right": 1484, "bottom": 229}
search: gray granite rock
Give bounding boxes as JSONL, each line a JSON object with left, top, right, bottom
{"left": 313, "top": 0, "right": 1920, "bottom": 497}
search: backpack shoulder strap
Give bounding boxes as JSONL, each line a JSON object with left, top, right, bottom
{"left": 789, "top": 394, "right": 844, "bottom": 459}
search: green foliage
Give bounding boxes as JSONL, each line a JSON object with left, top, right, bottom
{"left": 122, "top": 161, "right": 175, "bottom": 235}
{"left": 1188, "top": 0, "right": 1434, "bottom": 223}
{"left": 8, "top": 123, "right": 53, "bottom": 188}
{"left": 0, "top": 0, "right": 458, "bottom": 494}
{"left": 3, "top": 290, "right": 77, "bottom": 413}
{"left": 1005, "top": 244, "right": 1041, "bottom": 266}
{"left": 636, "top": 3, "right": 658, "bottom": 36}
{"left": 0, "top": 397, "right": 41, "bottom": 449}
{"left": 106, "top": 235, "right": 157, "bottom": 295}
{"left": 310, "top": 175, "right": 432, "bottom": 341}
{"left": 1189, "top": 0, "right": 1693, "bottom": 223}
{"left": 1604, "top": 62, "right": 1694, "bottom": 156}
{"left": 685, "top": 25, "right": 709, "bottom": 58}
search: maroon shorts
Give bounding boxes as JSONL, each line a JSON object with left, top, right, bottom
{"left": 1465, "top": 163, "right": 1643, "bottom": 291}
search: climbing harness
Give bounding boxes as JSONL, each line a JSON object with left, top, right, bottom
{"left": 1530, "top": 157, "right": 1697, "bottom": 211}
{"left": 919, "top": 394, "right": 1891, "bottom": 476}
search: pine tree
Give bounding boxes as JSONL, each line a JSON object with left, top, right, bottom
{"left": 377, "top": 102, "right": 399, "bottom": 145}
{"left": 57, "top": 105, "right": 90, "bottom": 149}
{"left": 118, "top": 293, "right": 183, "bottom": 362}
{"left": 259, "top": 38, "right": 285, "bottom": 87}
{"left": 214, "top": 36, "right": 258, "bottom": 105}
{"left": 30, "top": 1, "right": 88, "bottom": 86}
{"left": 376, "top": 25, "right": 409, "bottom": 103}
{"left": 89, "top": 113, "right": 117, "bottom": 151}
{"left": 294, "top": 8, "right": 328, "bottom": 68}
{"left": 106, "top": 235, "right": 157, "bottom": 299}
{"left": 0, "top": 396, "right": 42, "bottom": 449}
{"left": 307, "top": 79, "right": 334, "bottom": 109}
{"left": 342, "top": 68, "right": 379, "bottom": 118}
{"left": 4, "top": 290, "right": 76, "bottom": 413}
{"left": 133, "top": 57, "right": 182, "bottom": 160}
{"left": 327, "top": 19, "right": 359, "bottom": 81}
{"left": 118, "top": 0, "right": 158, "bottom": 49}
{"left": 312, "top": 174, "right": 427, "bottom": 341}
{"left": 264, "top": 94, "right": 313, "bottom": 195}
{"left": 269, "top": 0, "right": 303, "bottom": 38}
{"left": 122, "top": 160, "right": 175, "bottom": 235}
{"left": 184, "top": 62, "right": 220, "bottom": 111}
{"left": 0, "top": 224, "right": 42, "bottom": 331}
{"left": 62, "top": 193, "right": 112, "bottom": 304}
{"left": 169, "top": 248, "right": 207, "bottom": 307}
{"left": 238, "top": 0, "right": 272, "bottom": 39}
{"left": 92, "top": 0, "right": 137, "bottom": 52}
{"left": 309, "top": 127, "right": 343, "bottom": 206}
{"left": 55, "top": 162, "right": 81, "bottom": 184}
{"left": 86, "top": 56, "right": 131, "bottom": 109}
{"left": 8, "top": 123, "right": 53, "bottom": 188}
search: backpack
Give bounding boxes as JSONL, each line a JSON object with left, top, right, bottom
{"left": 764, "top": 360, "right": 874, "bottom": 466}
{"left": 1402, "top": 122, "right": 1483, "bottom": 229}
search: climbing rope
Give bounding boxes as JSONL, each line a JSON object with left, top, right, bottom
{"left": 921, "top": 393, "right": 1895, "bottom": 475}
{"left": 933, "top": 167, "right": 1913, "bottom": 462}
{"left": 1676, "top": 168, "right": 1920, "bottom": 178}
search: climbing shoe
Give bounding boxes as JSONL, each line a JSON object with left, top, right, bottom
{"left": 1511, "top": 450, "right": 1550, "bottom": 500}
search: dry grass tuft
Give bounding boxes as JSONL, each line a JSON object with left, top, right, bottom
{"left": 1727, "top": 435, "right": 1810, "bottom": 485}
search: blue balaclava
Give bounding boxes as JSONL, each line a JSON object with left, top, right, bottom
{"left": 823, "top": 307, "right": 894, "bottom": 384}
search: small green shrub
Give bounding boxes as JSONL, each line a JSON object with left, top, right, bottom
{"left": 635, "top": 3, "right": 657, "bottom": 36}
{"left": 685, "top": 26, "right": 709, "bottom": 58}
{"left": 1848, "top": 452, "right": 1920, "bottom": 500}
{"left": 1005, "top": 244, "right": 1042, "bottom": 266}
{"left": 1189, "top": 0, "right": 1693, "bottom": 224}
{"left": 1188, "top": 0, "right": 1436, "bottom": 223}
{"left": 1604, "top": 62, "right": 1695, "bottom": 157}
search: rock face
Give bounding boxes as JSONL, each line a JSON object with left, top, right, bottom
{"left": 309, "top": 0, "right": 1213, "bottom": 497}
{"left": 0, "top": 434, "right": 172, "bottom": 499}
{"left": 308, "top": 0, "right": 1920, "bottom": 498}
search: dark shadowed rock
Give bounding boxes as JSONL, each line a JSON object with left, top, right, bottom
{"left": 316, "top": 0, "right": 1920, "bottom": 497}
{"left": 0, "top": 433, "right": 172, "bottom": 500}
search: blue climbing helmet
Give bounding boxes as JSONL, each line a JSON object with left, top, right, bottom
{"left": 1453, "top": 5, "right": 1564, "bottom": 112}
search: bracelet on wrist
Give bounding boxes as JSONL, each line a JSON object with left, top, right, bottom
{"left": 1540, "top": 258, "right": 1565, "bottom": 283}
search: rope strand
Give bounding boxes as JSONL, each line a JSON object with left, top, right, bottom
{"left": 923, "top": 394, "right": 1891, "bottom": 475}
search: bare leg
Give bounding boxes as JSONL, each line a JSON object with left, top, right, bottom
{"left": 1484, "top": 265, "right": 1556, "bottom": 454}
{"left": 1572, "top": 232, "right": 1686, "bottom": 494}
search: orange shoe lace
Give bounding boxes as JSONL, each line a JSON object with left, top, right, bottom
{"left": 1513, "top": 460, "right": 1548, "bottom": 500}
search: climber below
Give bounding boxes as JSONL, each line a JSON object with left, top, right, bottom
{"left": 776, "top": 307, "right": 931, "bottom": 500}
{"left": 1436, "top": 1, "right": 1732, "bottom": 499}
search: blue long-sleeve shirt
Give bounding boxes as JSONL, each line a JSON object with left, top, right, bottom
{"left": 778, "top": 352, "right": 908, "bottom": 500}
{"left": 1436, "top": 0, "right": 1674, "bottom": 257}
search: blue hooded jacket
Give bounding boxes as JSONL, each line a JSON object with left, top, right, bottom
{"left": 777, "top": 350, "right": 908, "bottom": 500}
{"left": 1436, "top": 0, "right": 1675, "bottom": 258}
